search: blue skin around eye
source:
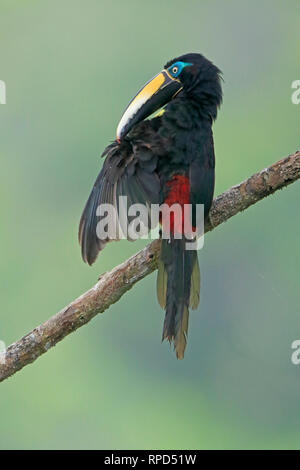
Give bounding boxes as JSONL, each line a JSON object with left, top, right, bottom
{"left": 168, "top": 61, "right": 192, "bottom": 78}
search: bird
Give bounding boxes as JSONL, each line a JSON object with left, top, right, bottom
{"left": 79, "top": 53, "right": 223, "bottom": 359}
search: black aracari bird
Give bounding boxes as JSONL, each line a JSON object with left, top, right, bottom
{"left": 79, "top": 53, "right": 223, "bottom": 359}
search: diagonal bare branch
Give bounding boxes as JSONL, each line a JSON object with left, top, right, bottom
{"left": 0, "top": 150, "right": 299, "bottom": 383}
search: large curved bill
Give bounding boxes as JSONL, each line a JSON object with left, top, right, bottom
{"left": 116, "top": 70, "right": 182, "bottom": 141}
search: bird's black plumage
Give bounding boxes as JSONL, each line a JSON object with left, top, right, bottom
{"left": 79, "top": 53, "right": 223, "bottom": 358}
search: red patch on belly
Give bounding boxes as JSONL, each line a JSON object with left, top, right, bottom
{"left": 162, "top": 174, "right": 194, "bottom": 235}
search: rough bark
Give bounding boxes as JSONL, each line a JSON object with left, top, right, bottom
{"left": 0, "top": 150, "right": 299, "bottom": 383}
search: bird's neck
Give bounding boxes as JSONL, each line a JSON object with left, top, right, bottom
{"left": 163, "top": 96, "right": 214, "bottom": 131}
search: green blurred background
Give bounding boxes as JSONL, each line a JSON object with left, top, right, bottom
{"left": 0, "top": 0, "right": 299, "bottom": 450}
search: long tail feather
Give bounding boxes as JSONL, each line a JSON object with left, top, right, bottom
{"left": 157, "top": 237, "right": 200, "bottom": 359}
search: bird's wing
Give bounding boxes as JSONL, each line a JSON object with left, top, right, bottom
{"left": 79, "top": 123, "right": 163, "bottom": 265}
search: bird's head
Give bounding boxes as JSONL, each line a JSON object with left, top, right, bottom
{"left": 116, "top": 53, "right": 223, "bottom": 142}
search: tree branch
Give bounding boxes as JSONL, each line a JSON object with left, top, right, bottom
{"left": 0, "top": 151, "right": 299, "bottom": 383}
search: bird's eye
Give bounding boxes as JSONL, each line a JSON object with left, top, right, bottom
{"left": 166, "top": 61, "right": 192, "bottom": 78}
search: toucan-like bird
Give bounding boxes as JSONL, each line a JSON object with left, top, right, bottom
{"left": 79, "top": 53, "right": 223, "bottom": 359}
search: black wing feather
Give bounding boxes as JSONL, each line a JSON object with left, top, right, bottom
{"left": 79, "top": 128, "right": 162, "bottom": 265}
